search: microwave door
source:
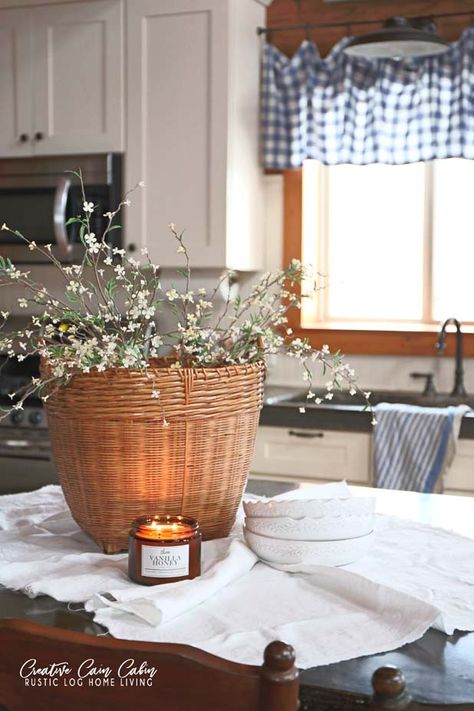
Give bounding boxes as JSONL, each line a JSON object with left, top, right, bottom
{"left": 53, "top": 176, "right": 72, "bottom": 259}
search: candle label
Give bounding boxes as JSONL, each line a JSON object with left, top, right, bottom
{"left": 141, "top": 543, "right": 190, "bottom": 578}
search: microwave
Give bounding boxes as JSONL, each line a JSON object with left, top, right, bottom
{"left": 0, "top": 153, "right": 123, "bottom": 263}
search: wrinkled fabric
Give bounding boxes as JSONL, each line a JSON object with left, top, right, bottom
{"left": 261, "top": 28, "right": 474, "bottom": 167}
{"left": 1, "top": 485, "right": 473, "bottom": 666}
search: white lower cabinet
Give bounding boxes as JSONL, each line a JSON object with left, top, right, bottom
{"left": 251, "top": 425, "right": 474, "bottom": 496}
{"left": 444, "top": 439, "right": 474, "bottom": 495}
{"left": 250, "top": 426, "right": 372, "bottom": 484}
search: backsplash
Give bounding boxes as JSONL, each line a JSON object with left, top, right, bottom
{"left": 265, "top": 352, "right": 474, "bottom": 395}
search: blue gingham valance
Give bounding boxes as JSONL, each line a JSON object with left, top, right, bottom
{"left": 261, "top": 27, "right": 474, "bottom": 167}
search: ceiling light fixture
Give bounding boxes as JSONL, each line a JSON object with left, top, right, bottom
{"left": 343, "top": 16, "right": 450, "bottom": 60}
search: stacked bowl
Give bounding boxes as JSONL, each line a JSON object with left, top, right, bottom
{"left": 243, "top": 487, "right": 375, "bottom": 572}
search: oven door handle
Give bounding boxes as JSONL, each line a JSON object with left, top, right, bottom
{"left": 0, "top": 438, "right": 48, "bottom": 449}
{"left": 53, "top": 176, "right": 72, "bottom": 258}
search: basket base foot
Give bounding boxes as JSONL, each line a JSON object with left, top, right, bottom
{"left": 102, "top": 542, "right": 127, "bottom": 555}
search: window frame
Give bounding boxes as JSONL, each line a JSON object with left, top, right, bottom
{"left": 283, "top": 168, "right": 474, "bottom": 356}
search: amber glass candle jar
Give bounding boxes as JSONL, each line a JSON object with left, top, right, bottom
{"left": 128, "top": 514, "right": 201, "bottom": 586}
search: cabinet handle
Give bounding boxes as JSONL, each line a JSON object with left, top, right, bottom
{"left": 127, "top": 243, "right": 137, "bottom": 252}
{"left": 34, "top": 131, "right": 44, "bottom": 141}
{"left": 19, "top": 133, "right": 29, "bottom": 143}
{"left": 288, "top": 430, "right": 324, "bottom": 439}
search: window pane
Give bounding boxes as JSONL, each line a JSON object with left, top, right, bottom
{"left": 317, "top": 162, "right": 426, "bottom": 321}
{"left": 432, "top": 159, "right": 474, "bottom": 323}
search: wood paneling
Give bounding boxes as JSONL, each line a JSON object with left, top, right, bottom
{"left": 267, "top": 0, "right": 474, "bottom": 56}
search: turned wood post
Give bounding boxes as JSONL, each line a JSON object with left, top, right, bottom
{"left": 370, "top": 666, "right": 412, "bottom": 710}
{"left": 260, "top": 640, "right": 299, "bottom": 711}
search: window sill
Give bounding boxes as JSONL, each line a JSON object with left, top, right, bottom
{"left": 289, "top": 324, "right": 474, "bottom": 357}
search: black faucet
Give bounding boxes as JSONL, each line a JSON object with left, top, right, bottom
{"left": 435, "top": 318, "right": 467, "bottom": 397}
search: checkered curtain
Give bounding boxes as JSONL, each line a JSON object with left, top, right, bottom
{"left": 261, "top": 27, "right": 474, "bottom": 168}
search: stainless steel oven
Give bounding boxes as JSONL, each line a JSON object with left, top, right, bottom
{"left": 0, "top": 153, "right": 122, "bottom": 263}
{"left": 0, "top": 355, "right": 57, "bottom": 494}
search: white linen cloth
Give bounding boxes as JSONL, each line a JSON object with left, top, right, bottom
{"left": 0, "top": 484, "right": 473, "bottom": 668}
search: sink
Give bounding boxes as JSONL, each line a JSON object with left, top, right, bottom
{"left": 263, "top": 386, "right": 307, "bottom": 406}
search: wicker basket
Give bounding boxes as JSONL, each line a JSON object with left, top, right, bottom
{"left": 44, "top": 360, "right": 265, "bottom": 553}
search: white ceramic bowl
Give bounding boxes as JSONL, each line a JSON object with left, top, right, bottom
{"left": 244, "top": 527, "right": 374, "bottom": 567}
{"left": 244, "top": 511, "right": 374, "bottom": 541}
{"left": 243, "top": 495, "right": 375, "bottom": 521}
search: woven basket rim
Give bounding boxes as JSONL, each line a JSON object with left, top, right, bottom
{"left": 41, "top": 357, "right": 266, "bottom": 380}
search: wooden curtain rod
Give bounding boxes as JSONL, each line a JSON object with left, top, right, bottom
{"left": 256, "top": 10, "right": 474, "bottom": 36}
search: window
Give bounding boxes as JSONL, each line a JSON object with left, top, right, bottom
{"left": 301, "top": 158, "right": 474, "bottom": 329}
{"left": 283, "top": 161, "right": 474, "bottom": 355}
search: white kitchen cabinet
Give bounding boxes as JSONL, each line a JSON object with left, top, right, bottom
{"left": 250, "top": 426, "right": 372, "bottom": 484}
{"left": 32, "top": 1, "right": 123, "bottom": 155}
{"left": 0, "top": 8, "right": 33, "bottom": 157}
{"left": 444, "top": 439, "right": 474, "bottom": 495}
{"left": 126, "top": 0, "right": 265, "bottom": 269}
{"left": 0, "top": 0, "right": 123, "bottom": 158}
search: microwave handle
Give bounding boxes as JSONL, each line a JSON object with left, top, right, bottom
{"left": 53, "top": 176, "right": 72, "bottom": 257}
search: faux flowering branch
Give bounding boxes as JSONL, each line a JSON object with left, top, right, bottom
{"left": 0, "top": 172, "right": 373, "bottom": 422}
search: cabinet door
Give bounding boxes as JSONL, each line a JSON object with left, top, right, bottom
{"left": 251, "top": 426, "right": 372, "bottom": 484}
{"left": 31, "top": 0, "right": 124, "bottom": 155}
{"left": 0, "top": 8, "right": 33, "bottom": 157}
{"left": 126, "top": 0, "right": 228, "bottom": 267}
{"left": 444, "top": 439, "right": 474, "bottom": 493}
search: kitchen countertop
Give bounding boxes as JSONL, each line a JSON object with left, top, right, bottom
{"left": 1, "top": 484, "right": 473, "bottom": 708}
{"left": 262, "top": 386, "right": 474, "bottom": 438}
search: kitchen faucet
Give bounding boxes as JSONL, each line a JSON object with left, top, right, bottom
{"left": 435, "top": 318, "right": 467, "bottom": 397}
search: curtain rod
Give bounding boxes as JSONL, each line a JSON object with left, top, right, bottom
{"left": 256, "top": 10, "right": 474, "bottom": 36}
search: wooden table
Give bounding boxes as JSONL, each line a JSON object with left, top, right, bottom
{"left": 1, "top": 486, "right": 473, "bottom": 709}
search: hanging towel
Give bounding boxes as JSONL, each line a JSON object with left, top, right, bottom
{"left": 373, "top": 403, "right": 469, "bottom": 492}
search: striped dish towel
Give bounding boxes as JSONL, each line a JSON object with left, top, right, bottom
{"left": 373, "top": 403, "right": 469, "bottom": 492}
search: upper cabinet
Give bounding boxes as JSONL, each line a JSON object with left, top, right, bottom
{"left": 125, "top": 0, "right": 265, "bottom": 270}
{"left": 0, "top": 1, "right": 124, "bottom": 157}
{"left": 0, "top": 8, "right": 33, "bottom": 157}
{"left": 0, "top": 0, "right": 264, "bottom": 270}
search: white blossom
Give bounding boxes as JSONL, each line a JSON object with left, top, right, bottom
{"left": 84, "top": 233, "right": 100, "bottom": 254}
{"left": 0, "top": 188, "right": 371, "bottom": 424}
